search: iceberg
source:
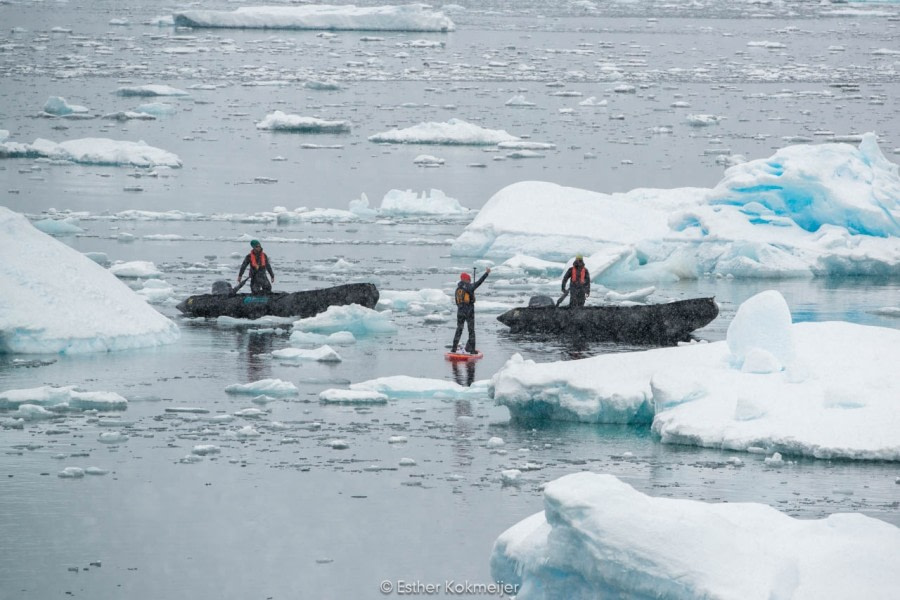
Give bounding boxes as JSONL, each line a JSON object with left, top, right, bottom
{"left": 43, "top": 96, "right": 89, "bottom": 116}
{"left": 452, "top": 134, "right": 900, "bottom": 279}
{"left": 0, "top": 136, "right": 182, "bottom": 168}
{"left": 0, "top": 207, "right": 179, "bottom": 354}
{"left": 31, "top": 217, "right": 83, "bottom": 235}
{"left": 491, "top": 291, "right": 900, "bottom": 460}
{"left": 115, "top": 85, "right": 188, "bottom": 97}
{"left": 369, "top": 118, "right": 518, "bottom": 145}
{"left": 0, "top": 386, "right": 127, "bottom": 411}
{"left": 292, "top": 305, "right": 397, "bottom": 336}
{"left": 174, "top": 4, "right": 455, "bottom": 32}
{"left": 492, "top": 472, "right": 900, "bottom": 600}
{"left": 256, "top": 111, "right": 351, "bottom": 133}
{"left": 271, "top": 345, "right": 342, "bottom": 362}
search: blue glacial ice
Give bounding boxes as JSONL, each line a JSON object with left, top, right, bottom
{"left": 491, "top": 473, "right": 900, "bottom": 600}
{"left": 0, "top": 208, "right": 180, "bottom": 354}
{"left": 452, "top": 134, "right": 900, "bottom": 279}
{"left": 292, "top": 305, "right": 398, "bottom": 336}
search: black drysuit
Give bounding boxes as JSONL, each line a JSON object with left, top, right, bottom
{"left": 561, "top": 261, "right": 591, "bottom": 307}
{"left": 238, "top": 251, "right": 275, "bottom": 295}
{"left": 452, "top": 272, "right": 489, "bottom": 353}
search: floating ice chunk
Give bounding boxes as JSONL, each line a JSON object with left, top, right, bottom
{"left": 136, "top": 279, "right": 175, "bottom": 304}
{"left": 579, "top": 96, "right": 607, "bottom": 106}
{"left": 225, "top": 379, "right": 299, "bottom": 396}
{"left": 98, "top": 432, "right": 128, "bottom": 444}
{"left": 85, "top": 467, "right": 109, "bottom": 475}
{"left": 378, "top": 189, "right": 470, "bottom": 216}
{"left": 377, "top": 289, "right": 450, "bottom": 311}
{"left": 873, "top": 306, "right": 900, "bottom": 317}
{"left": 293, "top": 305, "right": 397, "bottom": 336}
{"left": 413, "top": 154, "right": 445, "bottom": 166}
{"left": 288, "top": 330, "right": 356, "bottom": 346}
{"left": 13, "top": 404, "right": 55, "bottom": 421}
{"left": 0, "top": 136, "right": 182, "bottom": 168}
{"left": 329, "top": 439, "right": 350, "bottom": 449}
{"left": 58, "top": 467, "right": 85, "bottom": 478}
{"left": 319, "top": 389, "right": 388, "bottom": 404}
{"left": 235, "top": 426, "right": 260, "bottom": 439}
{"left": 604, "top": 286, "right": 655, "bottom": 302}
{"left": 505, "top": 95, "right": 535, "bottom": 107}
{"left": 0, "top": 386, "right": 126, "bottom": 410}
{"left": 256, "top": 111, "right": 351, "bottom": 133}
{"left": 272, "top": 345, "right": 342, "bottom": 362}
{"left": 234, "top": 408, "right": 267, "bottom": 418}
{"left": 115, "top": 85, "right": 188, "bottom": 97}
{"left": 134, "top": 102, "right": 176, "bottom": 116}
{"left": 726, "top": 290, "right": 794, "bottom": 369}
{"left": 388, "top": 436, "right": 408, "bottom": 444}
{"left": 487, "top": 437, "right": 505, "bottom": 448}
{"left": 686, "top": 114, "right": 722, "bottom": 126}
{"left": 0, "top": 208, "right": 179, "bottom": 354}
{"left": 174, "top": 5, "right": 455, "bottom": 32}
{"left": 305, "top": 80, "right": 341, "bottom": 90}
{"left": 192, "top": 444, "right": 221, "bottom": 456}
{"left": 498, "top": 141, "right": 556, "bottom": 151}
{"left": 399, "top": 458, "right": 416, "bottom": 466}
{"left": 764, "top": 452, "right": 784, "bottom": 466}
{"left": 369, "top": 118, "right": 518, "bottom": 145}
{"left": 216, "top": 315, "right": 296, "bottom": 328}
{"left": 31, "top": 217, "right": 83, "bottom": 235}
{"left": 43, "top": 96, "right": 89, "bottom": 116}
{"left": 349, "top": 375, "right": 487, "bottom": 399}
{"left": 613, "top": 83, "right": 636, "bottom": 93}
{"left": 492, "top": 473, "right": 900, "bottom": 599}
{"left": 109, "top": 260, "right": 161, "bottom": 278}
{"left": 500, "top": 469, "right": 522, "bottom": 484}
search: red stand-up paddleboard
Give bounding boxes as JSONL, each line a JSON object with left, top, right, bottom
{"left": 445, "top": 350, "right": 483, "bottom": 361}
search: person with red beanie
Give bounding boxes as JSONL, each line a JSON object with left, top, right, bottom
{"left": 451, "top": 267, "right": 490, "bottom": 354}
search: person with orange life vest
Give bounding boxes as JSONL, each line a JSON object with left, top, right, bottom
{"left": 561, "top": 254, "right": 590, "bottom": 307}
{"left": 237, "top": 239, "right": 275, "bottom": 295}
{"left": 451, "top": 267, "right": 491, "bottom": 354}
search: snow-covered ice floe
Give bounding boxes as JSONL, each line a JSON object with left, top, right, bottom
{"left": 453, "top": 134, "right": 900, "bottom": 279}
{"left": 349, "top": 189, "right": 471, "bottom": 218}
{"left": 0, "top": 208, "right": 179, "bottom": 354}
{"left": 492, "top": 472, "right": 900, "bottom": 600}
{"left": 369, "top": 118, "right": 518, "bottom": 145}
{"left": 256, "top": 111, "right": 351, "bottom": 133}
{"left": 224, "top": 378, "right": 299, "bottom": 396}
{"left": 271, "top": 345, "right": 342, "bottom": 363}
{"left": 0, "top": 136, "right": 182, "bottom": 168}
{"left": 348, "top": 375, "right": 489, "bottom": 399}
{"left": 491, "top": 291, "right": 900, "bottom": 460}
{"left": 292, "top": 305, "right": 397, "bottom": 336}
{"left": 115, "top": 84, "right": 188, "bottom": 97}
{"left": 173, "top": 4, "right": 455, "bottom": 32}
{"left": 0, "top": 386, "right": 127, "bottom": 411}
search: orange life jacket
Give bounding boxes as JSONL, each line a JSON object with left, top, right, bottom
{"left": 571, "top": 266, "right": 586, "bottom": 284}
{"left": 249, "top": 251, "right": 267, "bottom": 269}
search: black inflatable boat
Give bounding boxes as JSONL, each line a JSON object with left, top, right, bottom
{"left": 176, "top": 282, "right": 379, "bottom": 319}
{"left": 496, "top": 296, "right": 718, "bottom": 344}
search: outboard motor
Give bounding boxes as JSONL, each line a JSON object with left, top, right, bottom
{"left": 528, "top": 295, "right": 555, "bottom": 308}
{"left": 211, "top": 280, "right": 233, "bottom": 295}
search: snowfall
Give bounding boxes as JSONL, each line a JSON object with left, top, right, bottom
{"left": 491, "top": 472, "right": 900, "bottom": 600}
{"left": 492, "top": 290, "right": 900, "bottom": 461}
{"left": 0, "top": 207, "right": 180, "bottom": 354}
{"left": 173, "top": 4, "right": 455, "bottom": 32}
{"left": 453, "top": 133, "right": 900, "bottom": 280}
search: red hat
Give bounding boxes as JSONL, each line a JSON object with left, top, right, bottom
{"left": 460, "top": 272, "right": 471, "bottom": 282}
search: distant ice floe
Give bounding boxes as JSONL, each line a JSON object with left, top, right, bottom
{"left": 0, "top": 208, "right": 179, "bottom": 354}
{"left": 288, "top": 330, "right": 356, "bottom": 346}
{"left": 109, "top": 261, "right": 162, "bottom": 278}
{"left": 0, "top": 136, "right": 182, "bottom": 168}
{"left": 348, "top": 375, "right": 489, "bottom": 399}
{"left": 492, "top": 473, "right": 900, "bottom": 599}
{"left": 271, "top": 345, "right": 342, "bottom": 363}
{"left": 224, "top": 378, "right": 299, "bottom": 396}
{"left": 292, "top": 305, "right": 397, "bottom": 336}
{"left": 256, "top": 111, "right": 351, "bottom": 133}
{"left": 505, "top": 95, "right": 536, "bottom": 107}
{"left": 115, "top": 84, "right": 188, "bottom": 97}
{"left": 32, "top": 217, "right": 83, "bottom": 235}
{"left": 173, "top": 4, "right": 455, "bottom": 32}
{"left": 135, "top": 102, "right": 176, "bottom": 117}
{"left": 453, "top": 134, "right": 900, "bottom": 280}
{"left": 0, "top": 385, "right": 126, "bottom": 411}
{"left": 377, "top": 288, "right": 449, "bottom": 312}
{"left": 43, "top": 96, "right": 89, "bottom": 117}
{"left": 319, "top": 389, "right": 388, "bottom": 404}
{"left": 353, "top": 189, "right": 470, "bottom": 217}
{"left": 492, "top": 291, "right": 900, "bottom": 461}
{"left": 369, "top": 118, "right": 518, "bottom": 145}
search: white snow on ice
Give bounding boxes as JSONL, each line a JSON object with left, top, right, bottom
{"left": 492, "top": 472, "right": 900, "bottom": 600}
{"left": 369, "top": 118, "right": 519, "bottom": 145}
{"left": 0, "top": 136, "right": 182, "bottom": 168}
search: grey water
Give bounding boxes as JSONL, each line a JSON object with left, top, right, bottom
{"left": 2, "top": 1, "right": 900, "bottom": 598}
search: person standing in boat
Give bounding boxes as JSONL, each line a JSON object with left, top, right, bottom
{"left": 562, "top": 254, "right": 590, "bottom": 307}
{"left": 237, "top": 239, "right": 275, "bottom": 295}
{"left": 452, "top": 267, "right": 490, "bottom": 354}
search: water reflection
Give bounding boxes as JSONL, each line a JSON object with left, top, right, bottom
{"left": 450, "top": 359, "right": 476, "bottom": 387}
{"left": 243, "top": 332, "right": 273, "bottom": 381}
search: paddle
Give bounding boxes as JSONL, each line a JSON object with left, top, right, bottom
{"left": 232, "top": 277, "right": 250, "bottom": 294}
{"left": 556, "top": 289, "right": 569, "bottom": 307}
